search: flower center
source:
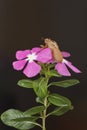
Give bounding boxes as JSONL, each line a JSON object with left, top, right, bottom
{"left": 26, "top": 53, "right": 37, "bottom": 62}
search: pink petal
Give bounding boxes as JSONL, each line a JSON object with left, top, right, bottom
{"left": 47, "top": 58, "right": 55, "bottom": 63}
{"left": 55, "top": 63, "right": 71, "bottom": 76}
{"left": 37, "top": 48, "right": 52, "bottom": 63}
{"left": 31, "top": 47, "right": 42, "bottom": 53}
{"left": 23, "top": 61, "right": 41, "bottom": 77}
{"left": 16, "top": 50, "right": 31, "bottom": 60}
{"left": 12, "top": 60, "right": 27, "bottom": 70}
{"left": 65, "top": 60, "right": 81, "bottom": 73}
{"left": 62, "top": 51, "right": 71, "bottom": 57}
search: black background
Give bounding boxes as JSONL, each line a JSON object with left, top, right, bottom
{"left": 0, "top": 0, "right": 87, "bottom": 130}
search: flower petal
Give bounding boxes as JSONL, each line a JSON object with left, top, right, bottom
{"left": 47, "top": 58, "right": 55, "bottom": 64}
{"left": 31, "top": 47, "right": 42, "bottom": 53}
{"left": 62, "top": 51, "right": 71, "bottom": 57}
{"left": 12, "top": 60, "right": 27, "bottom": 70}
{"left": 55, "top": 63, "right": 71, "bottom": 76}
{"left": 37, "top": 48, "right": 52, "bottom": 63}
{"left": 23, "top": 61, "right": 41, "bottom": 77}
{"left": 65, "top": 60, "right": 81, "bottom": 73}
{"left": 16, "top": 50, "right": 31, "bottom": 60}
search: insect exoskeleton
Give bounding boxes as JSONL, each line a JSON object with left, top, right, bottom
{"left": 44, "top": 38, "right": 63, "bottom": 62}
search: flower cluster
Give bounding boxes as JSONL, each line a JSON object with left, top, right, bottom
{"left": 1, "top": 39, "right": 81, "bottom": 130}
{"left": 13, "top": 45, "right": 81, "bottom": 78}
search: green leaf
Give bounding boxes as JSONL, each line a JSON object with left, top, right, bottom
{"left": 33, "top": 77, "right": 48, "bottom": 98}
{"left": 48, "top": 93, "right": 72, "bottom": 107}
{"left": 1, "top": 109, "right": 39, "bottom": 130}
{"left": 50, "top": 105, "right": 74, "bottom": 116}
{"left": 49, "top": 79, "right": 80, "bottom": 88}
{"left": 24, "top": 106, "right": 44, "bottom": 116}
{"left": 47, "top": 70, "right": 62, "bottom": 77}
{"left": 17, "top": 79, "right": 33, "bottom": 88}
{"left": 46, "top": 63, "right": 56, "bottom": 69}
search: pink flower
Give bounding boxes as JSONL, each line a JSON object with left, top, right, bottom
{"left": 12, "top": 47, "right": 52, "bottom": 78}
{"left": 55, "top": 51, "right": 81, "bottom": 76}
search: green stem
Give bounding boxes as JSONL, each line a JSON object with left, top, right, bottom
{"left": 42, "top": 110, "right": 46, "bottom": 130}
{"left": 42, "top": 96, "right": 48, "bottom": 130}
{"left": 40, "top": 64, "right": 50, "bottom": 130}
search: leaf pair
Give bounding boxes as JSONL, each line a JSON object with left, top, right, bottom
{"left": 1, "top": 106, "right": 44, "bottom": 130}
{"left": 18, "top": 79, "right": 80, "bottom": 89}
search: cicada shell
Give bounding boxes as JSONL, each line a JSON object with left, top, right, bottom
{"left": 43, "top": 38, "right": 63, "bottom": 62}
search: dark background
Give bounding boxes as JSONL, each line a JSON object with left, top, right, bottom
{"left": 0, "top": 0, "right": 87, "bottom": 130}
